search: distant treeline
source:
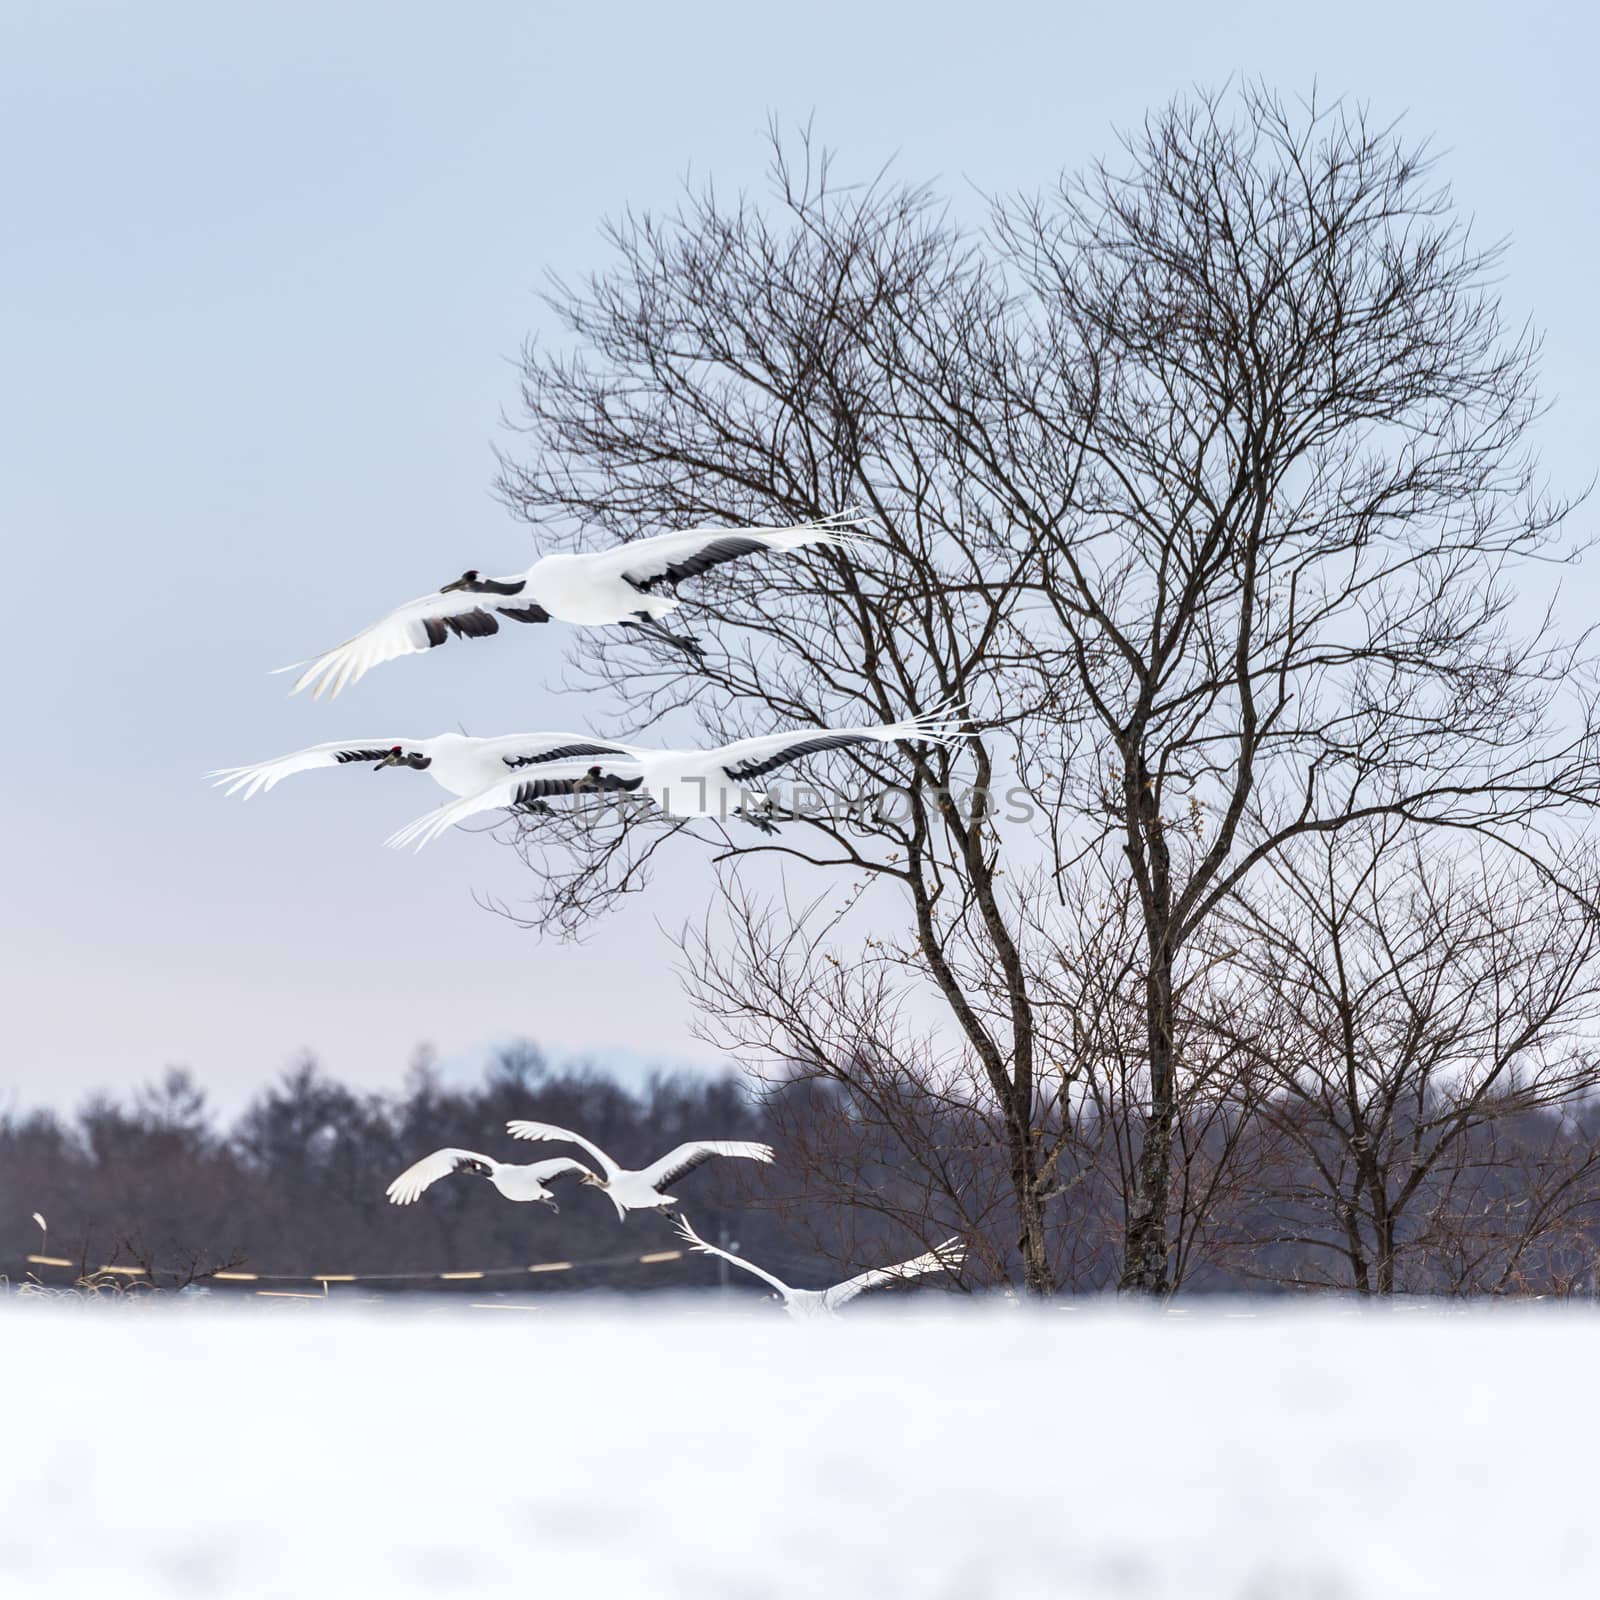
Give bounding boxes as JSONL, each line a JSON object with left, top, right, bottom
{"left": 5, "top": 1044, "right": 1599, "bottom": 1297}
{"left": 0, "top": 1046, "right": 825, "bottom": 1295}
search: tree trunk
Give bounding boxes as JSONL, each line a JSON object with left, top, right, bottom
{"left": 1338, "top": 1196, "right": 1373, "bottom": 1294}
{"left": 1121, "top": 943, "right": 1176, "bottom": 1292}
{"left": 1007, "top": 1112, "right": 1052, "bottom": 1295}
{"left": 1357, "top": 1147, "right": 1397, "bottom": 1295}
{"left": 1373, "top": 1202, "right": 1397, "bottom": 1296}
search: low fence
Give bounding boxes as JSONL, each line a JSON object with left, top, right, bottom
{"left": 11, "top": 1246, "right": 687, "bottom": 1300}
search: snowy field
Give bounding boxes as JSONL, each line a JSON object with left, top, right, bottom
{"left": 5, "top": 1296, "right": 1596, "bottom": 1599}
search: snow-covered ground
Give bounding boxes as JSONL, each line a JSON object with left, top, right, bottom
{"left": 5, "top": 1294, "right": 1595, "bottom": 1598}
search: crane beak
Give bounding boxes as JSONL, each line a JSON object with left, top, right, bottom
{"left": 373, "top": 752, "right": 405, "bottom": 769}
{"left": 440, "top": 576, "right": 472, "bottom": 593}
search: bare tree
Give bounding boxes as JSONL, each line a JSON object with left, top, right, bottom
{"left": 1223, "top": 825, "right": 1600, "bottom": 1294}
{"left": 1015, "top": 866, "right": 1279, "bottom": 1290}
{"left": 499, "top": 134, "right": 1075, "bottom": 1291}
{"left": 495, "top": 87, "right": 1596, "bottom": 1294}
{"left": 684, "top": 871, "right": 1103, "bottom": 1290}
{"left": 975, "top": 84, "right": 1597, "bottom": 1289}
{"left": 1415, "top": 1106, "right": 1600, "bottom": 1296}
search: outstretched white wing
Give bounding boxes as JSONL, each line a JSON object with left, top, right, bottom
{"left": 277, "top": 579, "right": 548, "bottom": 701}
{"left": 385, "top": 758, "right": 644, "bottom": 851}
{"left": 385, "top": 1148, "right": 497, "bottom": 1205}
{"left": 713, "top": 705, "right": 966, "bottom": 783}
{"left": 586, "top": 513, "right": 868, "bottom": 592}
{"left": 639, "top": 1140, "right": 774, "bottom": 1191}
{"left": 673, "top": 1213, "right": 792, "bottom": 1297}
{"left": 505, "top": 1120, "right": 622, "bottom": 1180}
{"left": 822, "top": 1237, "right": 966, "bottom": 1310}
{"left": 207, "top": 739, "right": 413, "bottom": 799}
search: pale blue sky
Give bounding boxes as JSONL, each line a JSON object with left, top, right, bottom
{"left": 2, "top": 0, "right": 1595, "bottom": 1107}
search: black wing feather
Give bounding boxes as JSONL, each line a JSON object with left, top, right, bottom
{"left": 503, "top": 743, "right": 635, "bottom": 770}
{"left": 510, "top": 771, "right": 643, "bottom": 806}
{"left": 496, "top": 602, "right": 551, "bottom": 623}
{"left": 422, "top": 607, "right": 501, "bottom": 648}
{"left": 722, "top": 732, "right": 880, "bottom": 783}
{"left": 333, "top": 747, "right": 401, "bottom": 765}
{"left": 626, "top": 536, "right": 770, "bottom": 593}
{"left": 649, "top": 1147, "right": 723, "bottom": 1189}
